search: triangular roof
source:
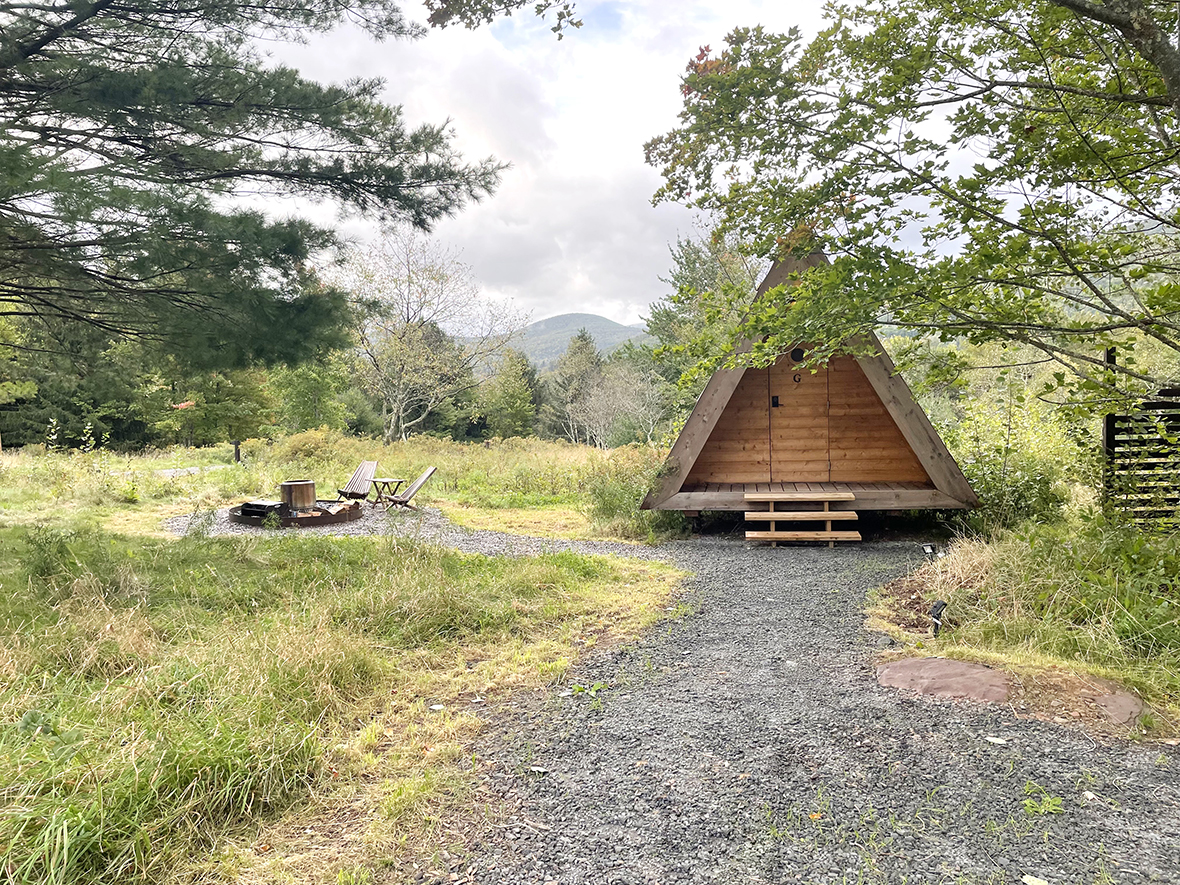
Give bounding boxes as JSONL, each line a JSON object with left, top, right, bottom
{"left": 643, "top": 254, "right": 978, "bottom": 510}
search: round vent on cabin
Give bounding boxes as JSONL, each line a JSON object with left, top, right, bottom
{"left": 790, "top": 347, "right": 806, "bottom": 362}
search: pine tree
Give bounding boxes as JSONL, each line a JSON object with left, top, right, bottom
{"left": 481, "top": 349, "right": 539, "bottom": 438}
{"left": 0, "top": 0, "right": 545, "bottom": 368}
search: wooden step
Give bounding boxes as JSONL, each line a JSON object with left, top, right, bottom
{"left": 744, "top": 510, "right": 859, "bottom": 521}
{"left": 745, "top": 530, "right": 863, "bottom": 541}
{"left": 743, "top": 491, "right": 861, "bottom": 545}
{"left": 744, "top": 492, "right": 856, "bottom": 502}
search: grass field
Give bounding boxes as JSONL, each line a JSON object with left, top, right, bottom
{"left": 0, "top": 438, "right": 685, "bottom": 883}
{"left": 10, "top": 430, "right": 1175, "bottom": 881}
{"left": 0, "top": 430, "right": 682, "bottom": 541}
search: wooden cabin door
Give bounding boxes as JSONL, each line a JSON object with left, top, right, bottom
{"left": 769, "top": 350, "right": 830, "bottom": 482}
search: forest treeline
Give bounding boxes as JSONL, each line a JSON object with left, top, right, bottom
{"left": 1, "top": 223, "right": 1122, "bottom": 538}
{"left": 0, "top": 233, "right": 750, "bottom": 453}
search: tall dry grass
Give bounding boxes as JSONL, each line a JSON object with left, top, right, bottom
{"left": 1, "top": 432, "right": 682, "bottom": 538}
{"left": 894, "top": 517, "right": 1180, "bottom": 722}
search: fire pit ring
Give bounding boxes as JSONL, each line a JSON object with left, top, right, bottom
{"left": 228, "top": 500, "right": 365, "bottom": 528}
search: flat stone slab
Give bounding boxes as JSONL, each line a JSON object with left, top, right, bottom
{"left": 877, "top": 657, "right": 1010, "bottom": 703}
{"left": 1093, "top": 691, "right": 1144, "bottom": 724}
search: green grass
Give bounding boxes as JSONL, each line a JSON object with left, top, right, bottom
{"left": 875, "top": 515, "right": 1180, "bottom": 729}
{"left": 0, "top": 431, "right": 683, "bottom": 539}
{"left": 0, "top": 522, "right": 682, "bottom": 884}
{"left": 0, "top": 436, "right": 684, "bottom": 880}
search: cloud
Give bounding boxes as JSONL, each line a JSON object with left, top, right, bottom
{"left": 436, "top": 164, "right": 694, "bottom": 324}
{"left": 271, "top": 1, "right": 829, "bottom": 325}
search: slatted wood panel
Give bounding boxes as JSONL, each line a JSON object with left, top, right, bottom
{"left": 686, "top": 354, "right": 934, "bottom": 487}
{"left": 770, "top": 354, "right": 830, "bottom": 481}
{"left": 1104, "top": 395, "right": 1180, "bottom": 519}
{"left": 685, "top": 369, "right": 771, "bottom": 484}
{"left": 827, "top": 357, "right": 929, "bottom": 483}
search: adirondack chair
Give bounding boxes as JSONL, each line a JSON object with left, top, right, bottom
{"left": 337, "top": 460, "right": 378, "bottom": 503}
{"left": 379, "top": 466, "right": 436, "bottom": 510}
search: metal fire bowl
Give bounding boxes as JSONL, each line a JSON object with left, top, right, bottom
{"left": 228, "top": 501, "right": 364, "bottom": 528}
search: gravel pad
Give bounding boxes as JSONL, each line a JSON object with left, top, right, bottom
{"left": 170, "top": 510, "right": 1180, "bottom": 882}
{"left": 166, "top": 506, "right": 649, "bottom": 559}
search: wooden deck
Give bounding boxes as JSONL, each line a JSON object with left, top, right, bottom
{"left": 650, "top": 481, "right": 968, "bottom": 512}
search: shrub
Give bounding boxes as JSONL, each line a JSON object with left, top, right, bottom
{"left": 583, "top": 445, "right": 687, "bottom": 541}
{"left": 939, "top": 396, "right": 1094, "bottom": 533}
{"left": 20, "top": 525, "right": 76, "bottom": 580}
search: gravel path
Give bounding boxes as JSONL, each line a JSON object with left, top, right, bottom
{"left": 171, "top": 508, "right": 1180, "bottom": 883}
{"left": 463, "top": 544, "right": 1180, "bottom": 885}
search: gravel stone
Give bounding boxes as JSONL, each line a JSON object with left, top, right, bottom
{"left": 170, "top": 509, "right": 1180, "bottom": 883}
{"left": 166, "top": 505, "right": 650, "bottom": 559}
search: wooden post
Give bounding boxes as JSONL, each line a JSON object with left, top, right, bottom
{"left": 825, "top": 501, "right": 833, "bottom": 548}
{"left": 1102, "top": 348, "right": 1116, "bottom": 501}
{"left": 770, "top": 500, "right": 777, "bottom": 548}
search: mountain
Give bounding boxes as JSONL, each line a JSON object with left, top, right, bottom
{"left": 516, "top": 313, "right": 653, "bottom": 370}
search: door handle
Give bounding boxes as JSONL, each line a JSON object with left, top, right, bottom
{"left": 771, "top": 395, "right": 780, "bottom": 407}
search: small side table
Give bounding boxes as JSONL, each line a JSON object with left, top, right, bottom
{"left": 371, "top": 477, "right": 405, "bottom": 508}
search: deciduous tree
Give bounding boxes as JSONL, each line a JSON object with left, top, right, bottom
{"left": 644, "top": 230, "right": 765, "bottom": 413}
{"left": 269, "top": 356, "right": 354, "bottom": 434}
{"left": 645, "top": 1, "right": 1180, "bottom": 405}
{"left": 570, "top": 363, "right": 669, "bottom": 447}
{"left": 343, "top": 229, "right": 524, "bottom": 441}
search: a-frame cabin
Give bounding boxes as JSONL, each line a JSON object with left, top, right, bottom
{"left": 642, "top": 256, "right": 978, "bottom": 525}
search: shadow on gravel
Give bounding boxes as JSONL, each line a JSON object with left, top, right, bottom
{"left": 690, "top": 509, "right": 955, "bottom": 545}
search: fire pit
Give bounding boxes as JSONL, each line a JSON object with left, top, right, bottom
{"left": 229, "top": 479, "right": 366, "bottom": 528}
{"left": 281, "top": 479, "right": 316, "bottom": 512}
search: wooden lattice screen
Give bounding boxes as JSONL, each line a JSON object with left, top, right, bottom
{"left": 1104, "top": 389, "right": 1180, "bottom": 520}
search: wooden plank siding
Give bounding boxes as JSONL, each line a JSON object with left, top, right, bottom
{"left": 641, "top": 253, "right": 833, "bottom": 510}
{"left": 685, "top": 368, "right": 771, "bottom": 484}
{"left": 688, "top": 352, "right": 932, "bottom": 487}
{"left": 827, "top": 357, "right": 929, "bottom": 483}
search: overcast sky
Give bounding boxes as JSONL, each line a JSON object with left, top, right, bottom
{"left": 280, "top": 1, "right": 826, "bottom": 326}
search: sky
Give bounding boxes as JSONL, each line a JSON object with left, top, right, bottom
{"left": 278, "top": 0, "right": 827, "bottom": 327}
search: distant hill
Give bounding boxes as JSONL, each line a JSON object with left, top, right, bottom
{"left": 516, "top": 313, "right": 653, "bottom": 370}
